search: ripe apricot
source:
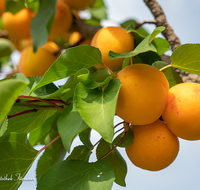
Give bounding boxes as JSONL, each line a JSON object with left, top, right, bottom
{"left": 91, "top": 26, "right": 134, "bottom": 72}
{"left": 49, "top": 0, "right": 73, "bottom": 40}
{"left": 126, "top": 120, "right": 179, "bottom": 171}
{"left": 63, "top": 0, "right": 92, "bottom": 10}
{"left": 12, "top": 38, "right": 33, "bottom": 52}
{"left": 0, "top": 0, "right": 5, "bottom": 16}
{"left": 18, "top": 42, "right": 59, "bottom": 77}
{"left": 162, "top": 82, "right": 200, "bottom": 140}
{"left": 69, "top": 31, "right": 91, "bottom": 46}
{"left": 116, "top": 64, "right": 169, "bottom": 125}
{"left": 2, "top": 8, "right": 35, "bottom": 39}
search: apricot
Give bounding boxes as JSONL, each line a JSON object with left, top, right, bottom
{"left": 12, "top": 38, "right": 33, "bottom": 52}
{"left": 62, "top": 0, "right": 92, "bottom": 10}
{"left": 115, "top": 64, "right": 169, "bottom": 125}
{"left": 2, "top": 8, "right": 35, "bottom": 39}
{"left": 126, "top": 120, "right": 179, "bottom": 171}
{"left": 18, "top": 42, "right": 59, "bottom": 77}
{"left": 91, "top": 26, "right": 134, "bottom": 72}
{"left": 162, "top": 82, "right": 200, "bottom": 140}
{"left": 69, "top": 31, "right": 91, "bottom": 46}
{"left": 49, "top": 0, "right": 73, "bottom": 40}
{"left": 0, "top": 0, "right": 5, "bottom": 16}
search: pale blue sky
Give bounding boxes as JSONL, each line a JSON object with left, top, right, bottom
{"left": 18, "top": 1, "right": 200, "bottom": 190}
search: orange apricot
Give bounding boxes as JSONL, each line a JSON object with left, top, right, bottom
{"left": 49, "top": 0, "right": 73, "bottom": 40}
{"left": 91, "top": 26, "right": 134, "bottom": 72}
{"left": 2, "top": 8, "right": 35, "bottom": 39}
{"left": 115, "top": 64, "right": 169, "bottom": 125}
{"left": 162, "top": 82, "right": 200, "bottom": 140}
{"left": 62, "top": 0, "right": 92, "bottom": 10}
{"left": 0, "top": 0, "right": 5, "bottom": 16}
{"left": 69, "top": 31, "right": 91, "bottom": 46}
{"left": 18, "top": 42, "right": 59, "bottom": 77}
{"left": 126, "top": 120, "right": 179, "bottom": 171}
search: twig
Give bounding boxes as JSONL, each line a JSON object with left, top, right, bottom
{"left": 7, "top": 109, "right": 37, "bottom": 119}
{"left": 143, "top": 0, "right": 181, "bottom": 51}
{"left": 134, "top": 20, "right": 156, "bottom": 30}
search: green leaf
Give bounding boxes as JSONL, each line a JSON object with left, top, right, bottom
{"left": 0, "top": 117, "right": 7, "bottom": 137}
{"left": 31, "top": 0, "right": 57, "bottom": 52}
{"left": 29, "top": 110, "right": 61, "bottom": 146}
{"left": 0, "top": 133, "right": 38, "bottom": 190}
{"left": 96, "top": 140, "right": 127, "bottom": 187}
{"left": 108, "top": 26, "right": 165, "bottom": 60}
{"left": 5, "top": 0, "right": 39, "bottom": 14}
{"left": 153, "top": 37, "right": 170, "bottom": 55}
{"left": 77, "top": 68, "right": 114, "bottom": 89}
{"left": 152, "top": 61, "right": 183, "bottom": 88}
{"left": 36, "top": 130, "right": 66, "bottom": 182}
{"left": 37, "top": 159, "right": 115, "bottom": 190}
{"left": 74, "top": 78, "right": 121, "bottom": 143}
{"left": 30, "top": 45, "right": 102, "bottom": 93}
{"left": 171, "top": 44, "right": 200, "bottom": 75}
{"left": 0, "top": 38, "right": 15, "bottom": 57}
{"left": 67, "top": 145, "right": 91, "bottom": 161}
{"left": 6, "top": 106, "right": 56, "bottom": 134}
{"left": 79, "top": 128, "right": 93, "bottom": 149}
{"left": 112, "top": 128, "right": 134, "bottom": 148}
{"left": 0, "top": 78, "right": 29, "bottom": 124}
{"left": 57, "top": 104, "right": 88, "bottom": 152}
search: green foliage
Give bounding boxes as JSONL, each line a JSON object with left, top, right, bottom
{"left": 1, "top": 2, "right": 200, "bottom": 187}
{"left": 37, "top": 159, "right": 115, "bottom": 190}
{"left": 31, "top": 0, "right": 56, "bottom": 51}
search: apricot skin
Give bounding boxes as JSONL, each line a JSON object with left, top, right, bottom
{"left": 116, "top": 64, "right": 169, "bottom": 125}
{"left": 126, "top": 120, "right": 179, "bottom": 171}
{"left": 91, "top": 27, "right": 134, "bottom": 72}
{"left": 2, "top": 8, "right": 35, "bottom": 39}
{"left": 162, "top": 82, "right": 200, "bottom": 140}
{"left": 18, "top": 42, "right": 59, "bottom": 77}
{"left": 49, "top": 0, "right": 73, "bottom": 40}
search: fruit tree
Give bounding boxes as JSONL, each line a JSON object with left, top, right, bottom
{"left": 1, "top": 0, "right": 200, "bottom": 189}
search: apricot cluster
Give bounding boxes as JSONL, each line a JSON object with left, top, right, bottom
{"left": 1, "top": 0, "right": 95, "bottom": 77}
{"left": 114, "top": 64, "right": 179, "bottom": 171}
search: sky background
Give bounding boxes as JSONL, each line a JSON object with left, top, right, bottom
{"left": 18, "top": 0, "right": 200, "bottom": 190}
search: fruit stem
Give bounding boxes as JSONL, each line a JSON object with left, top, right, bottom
{"left": 38, "top": 135, "right": 61, "bottom": 154}
{"left": 159, "top": 64, "right": 172, "bottom": 72}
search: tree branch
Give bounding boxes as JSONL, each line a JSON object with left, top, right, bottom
{"left": 143, "top": 0, "right": 181, "bottom": 51}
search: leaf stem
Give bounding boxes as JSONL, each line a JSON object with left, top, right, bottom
{"left": 7, "top": 109, "right": 37, "bottom": 119}
{"left": 38, "top": 135, "right": 61, "bottom": 154}
{"left": 159, "top": 64, "right": 172, "bottom": 72}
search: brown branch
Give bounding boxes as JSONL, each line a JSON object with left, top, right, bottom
{"left": 143, "top": 0, "right": 181, "bottom": 51}
{"left": 134, "top": 20, "right": 156, "bottom": 30}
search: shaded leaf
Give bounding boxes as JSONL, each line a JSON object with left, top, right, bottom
{"left": 0, "top": 117, "right": 7, "bottom": 137}
{"left": 171, "top": 43, "right": 200, "bottom": 75}
{"left": 57, "top": 104, "right": 88, "bottom": 152}
{"left": 36, "top": 130, "right": 66, "bottom": 182}
{"left": 0, "top": 133, "right": 38, "bottom": 190}
{"left": 152, "top": 61, "right": 183, "bottom": 88}
{"left": 79, "top": 128, "right": 93, "bottom": 149}
{"left": 31, "top": 0, "right": 57, "bottom": 51}
{"left": 37, "top": 159, "right": 115, "bottom": 190}
{"left": 30, "top": 45, "right": 102, "bottom": 93}
{"left": 112, "top": 128, "right": 134, "bottom": 148}
{"left": 96, "top": 140, "right": 127, "bottom": 187}
{"left": 153, "top": 37, "right": 170, "bottom": 55}
{"left": 74, "top": 78, "right": 121, "bottom": 143}
{"left": 67, "top": 145, "right": 91, "bottom": 161}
